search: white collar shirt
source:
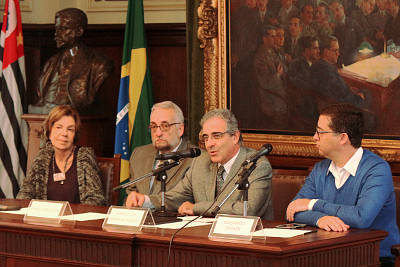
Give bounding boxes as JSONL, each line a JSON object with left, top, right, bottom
{"left": 218, "top": 148, "right": 240, "bottom": 181}
{"left": 328, "top": 147, "right": 363, "bottom": 189}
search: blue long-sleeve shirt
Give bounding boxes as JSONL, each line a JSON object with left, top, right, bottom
{"left": 293, "top": 149, "right": 400, "bottom": 258}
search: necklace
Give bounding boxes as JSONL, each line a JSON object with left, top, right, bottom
{"left": 53, "top": 146, "right": 75, "bottom": 185}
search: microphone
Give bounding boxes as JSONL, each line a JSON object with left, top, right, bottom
{"left": 156, "top": 148, "right": 201, "bottom": 161}
{"left": 242, "top": 144, "right": 273, "bottom": 166}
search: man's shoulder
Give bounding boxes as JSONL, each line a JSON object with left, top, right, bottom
{"left": 313, "top": 158, "right": 332, "bottom": 172}
{"left": 361, "top": 149, "right": 389, "bottom": 166}
{"left": 178, "top": 139, "right": 197, "bottom": 151}
{"left": 79, "top": 45, "right": 113, "bottom": 69}
{"left": 240, "top": 145, "right": 256, "bottom": 155}
{"left": 290, "top": 57, "right": 308, "bottom": 70}
{"left": 239, "top": 145, "right": 271, "bottom": 165}
{"left": 43, "top": 51, "right": 64, "bottom": 68}
{"left": 132, "top": 144, "right": 155, "bottom": 154}
{"left": 310, "top": 60, "right": 336, "bottom": 76}
{"left": 311, "top": 59, "right": 329, "bottom": 69}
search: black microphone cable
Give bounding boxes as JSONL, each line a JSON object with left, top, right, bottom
{"left": 166, "top": 172, "right": 240, "bottom": 266}
{"left": 166, "top": 153, "right": 270, "bottom": 265}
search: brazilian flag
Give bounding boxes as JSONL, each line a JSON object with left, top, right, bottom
{"left": 114, "top": 0, "right": 154, "bottom": 204}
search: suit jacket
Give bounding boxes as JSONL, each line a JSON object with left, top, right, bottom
{"left": 254, "top": 45, "right": 289, "bottom": 129}
{"left": 150, "top": 146, "right": 274, "bottom": 220}
{"left": 310, "top": 59, "right": 365, "bottom": 109}
{"left": 284, "top": 34, "right": 302, "bottom": 60}
{"left": 333, "top": 17, "right": 362, "bottom": 66}
{"left": 287, "top": 57, "right": 319, "bottom": 130}
{"left": 126, "top": 139, "right": 195, "bottom": 195}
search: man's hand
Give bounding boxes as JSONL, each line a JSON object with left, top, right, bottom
{"left": 125, "top": 191, "right": 145, "bottom": 207}
{"left": 178, "top": 201, "right": 194, "bottom": 216}
{"left": 286, "top": 198, "right": 311, "bottom": 221}
{"left": 317, "top": 216, "right": 350, "bottom": 232}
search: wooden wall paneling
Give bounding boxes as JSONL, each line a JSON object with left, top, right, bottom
{"left": 21, "top": 23, "right": 186, "bottom": 157}
{"left": 146, "top": 23, "right": 187, "bottom": 116}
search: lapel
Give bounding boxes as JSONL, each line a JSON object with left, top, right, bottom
{"left": 68, "top": 44, "right": 89, "bottom": 81}
{"left": 209, "top": 147, "right": 246, "bottom": 200}
{"left": 142, "top": 147, "right": 157, "bottom": 193}
{"left": 222, "top": 148, "right": 246, "bottom": 190}
{"left": 207, "top": 162, "right": 219, "bottom": 200}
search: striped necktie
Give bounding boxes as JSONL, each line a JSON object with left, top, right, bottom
{"left": 215, "top": 165, "right": 225, "bottom": 197}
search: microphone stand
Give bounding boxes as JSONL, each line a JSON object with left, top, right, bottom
{"left": 211, "top": 162, "right": 257, "bottom": 216}
{"left": 153, "top": 161, "right": 180, "bottom": 217}
{"left": 112, "top": 160, "right": 180, "bottom": 191}
{"left": 236, "top": 162, "right": 256, "bottom": 216}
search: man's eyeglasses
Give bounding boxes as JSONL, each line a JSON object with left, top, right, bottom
{"left": 200, "top": 131, "right": 230, "bottom": 142}
{"left": 149, "top": 122, "right": 180, "bottom": 132}
{"left": 315, "top": 128, "right": 337, "bottom": 138}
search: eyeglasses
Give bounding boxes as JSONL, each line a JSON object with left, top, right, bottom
{"left": 200, "top": 131, "right": 230, "bottom": 142}
{"left": 315, "top": 128, "right": 337, "bottom": 138}
{"left": 148, "top": 122, "right": 180, "bottom": 132}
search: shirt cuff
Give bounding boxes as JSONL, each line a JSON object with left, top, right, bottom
{"left": 308, "top": 199, "right": 318, "bottom": 210}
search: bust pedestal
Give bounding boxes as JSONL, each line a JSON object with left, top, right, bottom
{"left": 22, "top": 114, "right": 111, "bottom": 170}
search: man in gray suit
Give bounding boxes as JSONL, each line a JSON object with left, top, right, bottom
{"left": 125, "top": 101, "right": 195, "bottom": 196}
{"left": 126, "top": 109, "right": 273, "bottom": 219}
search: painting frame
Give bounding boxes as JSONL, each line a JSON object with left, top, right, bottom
{"left": 87, "top": 0, "right": 185, "bottom": 12}
{"left": 197, "top": 0, "right": 400, "bottom": 162}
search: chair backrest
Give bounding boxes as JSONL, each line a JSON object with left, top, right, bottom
{"left": 272, "top": 169, "right": 308, "bottom": 221}
{"left": 97, "top": 154, "right": 121, "bottom": 206}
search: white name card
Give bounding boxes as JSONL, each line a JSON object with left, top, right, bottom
{"left": 106, "top": 207, "right": 146, "bottom": 227}
{"left": 102, "top": 206, "right": 155, "bottom": 233}
{"left": 26, "top": 200, "right": 64, "bottom": 218}
{"left": 23, "top": 199, "right": 74, "bottom": 227}
{"left": 209, "top": 214, "right": 263, "bottom": 241}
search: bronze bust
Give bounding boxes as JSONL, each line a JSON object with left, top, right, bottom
{"left": 29, "top": 8, "right": 113, "bottom": 114}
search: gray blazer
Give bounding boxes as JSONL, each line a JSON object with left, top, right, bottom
{"left": 149, "top": 146, "right": 273, "bottom": 220}
{"left": 127, "top": 139, "right": 195, "bottom": 195}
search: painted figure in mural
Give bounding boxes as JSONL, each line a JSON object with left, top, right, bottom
{"left": 29, "top": 8, "right": 113, "bottom": 114}
{"left": 254, "top": 25, "right": 289, "bottom": 129}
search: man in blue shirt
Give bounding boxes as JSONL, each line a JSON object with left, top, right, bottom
{"left": 286, "top": 103, "right": 400, "bottom": 266}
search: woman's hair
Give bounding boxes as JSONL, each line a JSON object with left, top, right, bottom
{"left": 43, "top": 105, "right": 81, "bottom": 144}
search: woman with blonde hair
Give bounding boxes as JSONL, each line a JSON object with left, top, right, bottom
{"left": 17, "top": 105, "right": 105, "bottom": 205}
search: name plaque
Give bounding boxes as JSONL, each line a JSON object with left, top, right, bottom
{"left": 208, "top": 214, "right": 264, "bottom": 241}
{"left": 102, "top": 206, "right": 155, "bottom": 233}
{"left": 23, "top": 199, "right": 74, "bottom": 226}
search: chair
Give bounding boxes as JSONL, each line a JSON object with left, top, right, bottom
{"left": 97, "top": 154, "right": 121, "bottom": 206}
{"left": 271, "top": 169, "right": 307, "bottom": 221}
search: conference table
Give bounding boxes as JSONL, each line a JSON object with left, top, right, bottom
{"left": 0, "top": 199, "right": 387, "bottom": 267}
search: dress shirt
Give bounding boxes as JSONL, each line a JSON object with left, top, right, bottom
{"left": 218, "top": 148, "right": 240, "bottom": 181}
